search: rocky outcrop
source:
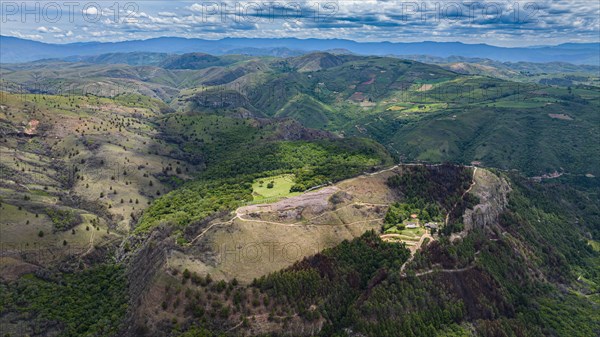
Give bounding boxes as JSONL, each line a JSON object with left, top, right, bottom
{"left": 120, "top": 227, "right": 173, "bottom": 337}
{"left": 463, "top": 169, "right": 511, "bottom": 232}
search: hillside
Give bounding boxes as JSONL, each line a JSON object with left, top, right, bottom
{"left": 2, "top": 53, "right": 598, "bottom": 177}
{"left": 0, "top": 51, "right": 598, "bottom": 337}
{"left": 119, "top": 165, "right": 600, "bottom": 336}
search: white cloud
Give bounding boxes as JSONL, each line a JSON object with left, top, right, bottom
{"left": 53, "top": 30, "right": 73, "bottom": 39}
{"left": 37, "top": 26, "right": 62, "bottom": 33}
{"left": 188, "top": 3, "right": 204, "bottom": 12}
{"left": 83, "top": 6, "right": 99, "bottom": 16}
{"left": 10, "top": 31, "right": 43, "bottom": 40}
{"left": 5, "top": 0, "right": 600, "bottom": 46}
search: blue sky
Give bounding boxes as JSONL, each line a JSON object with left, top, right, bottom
{"left": 1, "top": 1, "right": 599, "bottom": 46}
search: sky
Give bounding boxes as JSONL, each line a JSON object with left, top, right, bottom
{"left": 1, "top": 0, "right": 599, "bottom": 47}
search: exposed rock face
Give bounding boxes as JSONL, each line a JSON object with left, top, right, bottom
{"left": 463, "top": 169, "right": 512, "bottom": 232}
{"left": 120, "top": 227, "right": 172, "bottom": 337}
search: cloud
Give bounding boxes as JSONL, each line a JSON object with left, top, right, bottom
{"left": 10, "top": 31, "right": 43, "bottom": 40}
{"left": 53, "top": 30, "right": 74, "bottom": 39}
{"left": 83, "top": 6, "right": 99, "bottom": 16}
{"left": 4, "top": 0, "right": 599, "bottom": 46}
{"left": 37, "top": 26, "right": 62, "bottom": 33}
{"left": 188, "top": 3, "right": 204, "bottom": 12}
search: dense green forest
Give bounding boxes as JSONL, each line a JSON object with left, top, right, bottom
{"left": 1, "top": 265, "right": 128, "bottom": 336}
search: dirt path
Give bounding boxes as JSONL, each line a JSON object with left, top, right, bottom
{"left": 380, "top": 233, "right": 411, "bottom": 240}
{"left": 399, "top": 231, "right": 433, "bottom": 273}
{"left": 189, "top": 220, "right": 233, "bottom": 244}
{"left": 83, "top": 228, "right": 96, "bottom": 256}
{"left": 366, "top": 165, "right": 400, "bottom": 176}
{"left": 236, "top": 213, "right": 384, "bottom": 228}
{"left": 414, "top": 264, "right": 475, "bottom": 277}
{"left": 189, "top": 163, "right": 475, "bottom": 256}
{"left": 189, "top": 202, "right": 386, "bottom": 246}
{"left": 236, "top": 201, "right": 386, "bottom": 226}
{"left": 367, "top": 163, "right": 439, "bottom": 176}
{"left": 445, "top": 167, "right": 478, "bottom": 226}
{"left": 226, "top": 320, "right": 245, "bottom": 332}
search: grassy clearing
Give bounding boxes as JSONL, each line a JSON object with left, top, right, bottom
{"left": 402, "top": 226, "right": 426, "bottom": 237}
{"left": 386, "top": 105, "right": 408, "bottom": 111}
{"left": 384, "top": 225, "right": 426, "bottom": 238}
{"left": 385, "top": 103, "right": 448, "bottom": 115}
{"left": 252, "top": 174, "right": 300, "bottom": 202}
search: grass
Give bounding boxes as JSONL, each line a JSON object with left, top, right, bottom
{"left": 588, "top": 240, "right": 600, "bottom": 252}
{"left": 252, "top": 174, "right": 300, "bottom": 201}
{"left": 0, "top": 202, "right": 112, "bottom": 258}
{"left": 386, "top": 105, "right": 409, "bottom": 111}
{"left": 401, "top": 226, "right": 426, "bottom": 237}
{"left": 384, "top": 225, "right": 426, "bottom": 238}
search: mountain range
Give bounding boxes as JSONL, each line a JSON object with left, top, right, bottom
{"left": 2, "top": 35, "right": 599, "bottom": 64}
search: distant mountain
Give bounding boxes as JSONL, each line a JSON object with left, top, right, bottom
{"left": 224, "top": 47, "right": 305, "bottom": 57}
{"left": 398, "top": 54, "right": 600, "bottom": 75}
{"left": 159, "top": 52, "right": 228, "bottom": 70}
{"left": 288, "top": 52, "right": 349, "bottom": 72}
{"left": 63, "top": 52, "right": 171, "bottom": 66}
{"left": 2, "top": 35, "right": 599, "bottom": 64}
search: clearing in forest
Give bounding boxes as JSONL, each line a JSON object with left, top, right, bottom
{"left": 251, "top": 174, "right": 300, "bottom": 202}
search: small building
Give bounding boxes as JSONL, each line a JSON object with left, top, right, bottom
{"left": 406, "top": 223, "right": 418, "bottom": 229}
{"left": 425, "top": 222, "right": 439, "bottom": 229}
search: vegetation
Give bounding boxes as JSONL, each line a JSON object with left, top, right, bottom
{"left": 45, "top": 207, "right": 80, "bottom": 231}
{"left": 252, "top": 231, "right": 411, "bottom": 332}
{"left": 188, "top": 174, "right": 598, "bottom": 336}
{"left": 137, "top": 138, "right": 391, "bottom": 232}
{"left": 387, "top": 164, "right": 478, "bottom": 233}
{"left": 251, "top": 174, "right": 298, "bottom": 202}
{"left": 383, "top": 202, "right": 443, "bottom": 228}
{"left": 1, "top": 51, "right": 598, "bottom": 337}
{"left": 2, "top": 265, "right": 128, "bottom": 337}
